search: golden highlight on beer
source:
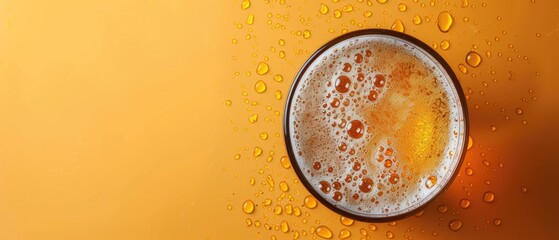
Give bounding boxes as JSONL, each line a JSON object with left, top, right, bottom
{"left": 287, "top": 34, "right": 466, "bottom": 218}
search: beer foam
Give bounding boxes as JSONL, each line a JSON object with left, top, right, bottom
{"left": 287, "top": 34, "right": 466, "bottom": 218}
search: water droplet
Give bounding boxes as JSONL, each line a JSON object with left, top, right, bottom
{"left": 490, "top": 125, "right": 497, "bottom": 131}
{"left": 293, "top": 206, "right": 301, "bottom": 216}
{"left": 391, "top": 19, "right": 405, "bottom": 32}
{"left": 304, "top": 195, "right": 318, "bottom": 209}
{"left": 273, "top": 74, "right": 283, "bottom": 83}
{"left": 246, "top": 14, "right": 254, "bottom": 25}
{"left": 412, "top": 14, "right": 423, "bottom": 25}
{"left": 279, "top": 181, "right": 289, "bottom": 192}
{"left": 275, "top": 90, "right": 282, "bottom": 100}
{"left": 437, "top": 204, "right": 448, "bottom": 213}
{"left": 437, "top": 11, "right": 454, "bottom": 32}
{"left": 241, "top": 0, "right": 251, "bottom": 10}
{"left": 441, "top": 40, "right": 450, "bottom": 50}
{"left": 386, "top": 231, "right": 394, "bottom": 239}
{"left": 466, "top": 51, "right": 482, "bottom": 67}
{"left": 259, "top": 132, "right": 268, "bottom": 140}
{"left": 521, "top": 186, "right": 528, "bottom": 193}
{"left": 334, "top": 9, "right": 342, "bottom": 18}
{"left": 256, "top": 62, "right": 269, "bottom": 75}
{"left": 285, "top": 204, "right": 293, "bottom": 214}
{"left": 253, "top": 147, "right": 263, "bottom": 158}
{"left": 342, "top": 4, "right": 354, "bottom": 12}
{"left": 243, "top": 200, "right": 255, "bottom": 214}
{"left": 339, "top": 229, "right": 351, "bottom": 239}
{"left": 458, "top": 64, "right": 468, "bottom": 74}
{"left": 280, "top": 220, "right": 289, "bottom": 233}
{"left": 363, "top": 11, "right": 373, "bottom": 18}
{"left": 249, "top": 114, "right": 258, "bottom": 123}
{"left": 225, "top": 100, "right": 232, "bottom": 106}
{"left": 467, "top": 136, "right": 473, "bottom": 150}
{"left": 333, "top": 191, "right": 342, "bottom": 201}
{"left": 246, "top": 218, "right": 252, "bottom": 226}
{"left": 280, "top": 156, "right": 291, "bottom": 169}
{"left": 316, "top": 226, "right": 333, "bottom": 239}
{"left": 254, "top": 80, "right": 267, "bottom": 93}
{"left": 369, "top": 224, "right": 377, "bottom": 231}
{"left": 516, "top": 108, "right": 523, "bottom": 115}
{"left": 398, "top": 3, "right": 407, "bottom": 11}
{"left": 493, "top": 218, "right": 502, "bottom": 226}
{"left": 449, "top": 219, "right": 463, "bottom": 231}
{"left": 320, "top": 4, "right": 329, "bottom": 14}
{"left": 234, "top": 154, "right": 241, "bottom": 160}
{"left": 249, "top": 177, "right": 255, "bottom": 186}
{"left": 274, "top": 205, "right": 283, "bottom": 215}
{"left": 460, "top": 199, "right": 471, "bottom": 209}
{"left": 263, "top": 198, "right": 272, "bottom": 206}
{"left": 347, "top": 120, "right": 365, "bottom": 139}
{"left": 340, "top": 216, "right": 354, "bottom": 226}
{"left": 303, "top": 30, "right": 311, "bottom": 39}
{"left": 227, "top": 204, "right": 233, "bottom": 210}
{"left": 483, "top": 191, "right": 495, "bottom": 203}
{"left": 425, "top": 176, "right": 437, "bottom": 188}
{"left": 377, "top": 0, "right": 388, "bottom": 4}
{"left": 465, "top": 167, "right": 474, "bottom": 176}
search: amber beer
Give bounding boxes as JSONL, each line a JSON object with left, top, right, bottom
{"left": 284, "top": 30, "right": 468, "bottom": 221}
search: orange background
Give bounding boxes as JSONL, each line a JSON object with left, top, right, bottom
{"left": 0, "top": 0, "right": 558, "bottom": 239}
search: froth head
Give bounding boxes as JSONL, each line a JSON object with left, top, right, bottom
{"left": 284, "top": 30, "right": 468, "bottom": 221}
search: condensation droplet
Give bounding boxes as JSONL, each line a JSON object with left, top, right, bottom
{"left": 253, "top": 147, "right": 263, "bottom": 157}
{"left": 340, "top": 216, "right": 354, "bottom": 226}
{"left": 279, "top": 181, "right": 289, "bottom": 192}
{"left": 303, "top": 30, "right": 311, "bottom": 39}
{"left": 364, "top": 11, "right": 373, "bottom": 18}
{"left": 246, "top": 14, "right": 254, "bottom": 25}
{"left": 466, "top": 51, "right": 482, "bottom": 67}
{"left": 304, "top": 195, "right": 318, "bottom": 209}
{"left": 494, "top": 218, "right": 502, "bottom": 226}
{"left": 254, "top": 80, "right": 267, "bottom": 93}
{"left": 320, "top": 4, "right": 329, "bottom": 14}
{"left": 467, "top": 136, "right": 473, "bottom": 150}
{"left": 437, "top": 204, "right": 448, "bottom": 213}
{"left": 490, "top": 125, "right": 497, "bottom": 131}
{"left": 460, "top": 199, "right": 471, "bottom": 209}
{"left": 516, "top": 108, "right": 523, "bottom": 115}
{"left": 437, "top": 11, "right": 454, "bottom": 32}
{"left": 339, "top": 229, "right": 351, "bottom": 239}
{"left": 377, "top": 0, "right": 388, "bottom": 3}
{"left": 441, "top": 40, "right": 450, "bottom": 50}
{"left": 256, "top": 62, "right": 269, "bottom": 75}
{"left": 458, "top": 64, "right": 468, "bottom": 74}
{"left": 334, "top": 9, "right": 342, "bottom": 18}
{"left": 280, "top": 155, "right": 291, "bottom": 169}
{"left": 273, "top": 74, "right": 283, "bottom": 82}
{"left": 249, "top": 114, "right": 258, "bottom": 123}
{"left": 391, "top": 19, "right": 405, "bottom": 32}
{"left": 316, "top": 226, "right": 333, "bottom": 239}
{"left": 243, "top": 200, "right": 255, "bottom": 214}
{"left": 398, "top": 3, "right": 407, "bottom": 12}
{"left": 483, "top": 191, "right": 495, "bottom": 203}
{"left": 386, "top": 230, "right": 394, "bottom": 239}
{"left": 369, "top": 224, "right": 377, "bottom": 231}
{"left": 274, "top": 205, "right": 282, "bottom": 215}
{"left": 465, "top": 167, "right": 474, "bottom": 176}
{"left": 241, "top": 0, "right": 251, "bottom": 10}
{"left": 413, "top": 14, "right": 422, "bottom": 25}
{"left": 275, "top": 90, "right": 282, "bottom": 100}
{"left": 449, "top": 219, "right": 463, "bottom": 231}
{"left": 521, "top": 186, "right": 528, "bottom": 193}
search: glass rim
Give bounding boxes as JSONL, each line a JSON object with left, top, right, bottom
{"left": 283, "top": 29, "right": 470, "bottom": 222}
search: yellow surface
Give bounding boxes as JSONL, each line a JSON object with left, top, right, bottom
{"left": 0, "top": 0, "right": 558, "bottom": 239}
